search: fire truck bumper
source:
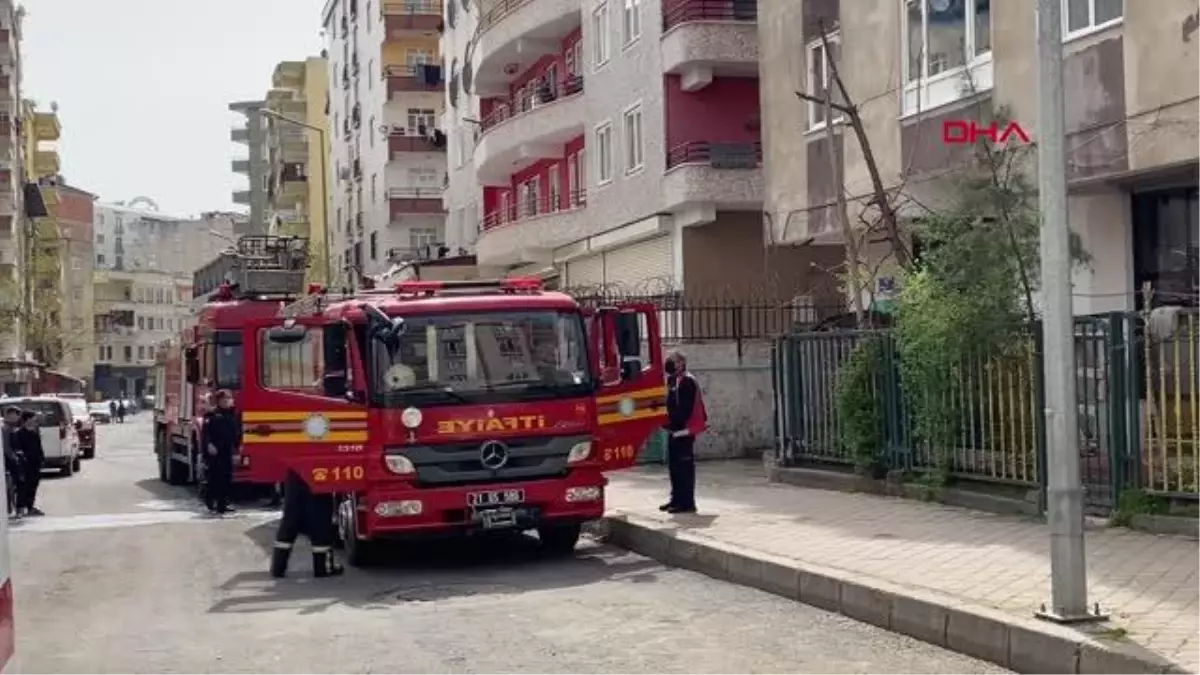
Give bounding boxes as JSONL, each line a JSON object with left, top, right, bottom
{"left": 362, "top": 470, "right": 607, "bottom": 536}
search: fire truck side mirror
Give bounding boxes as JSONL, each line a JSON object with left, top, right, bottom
{"left": 184, "top": 347, "right": 199, "bottom": 384}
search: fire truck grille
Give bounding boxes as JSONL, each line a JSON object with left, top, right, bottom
{"left": 400, "top": 434, "right": 590, "bottom": 487}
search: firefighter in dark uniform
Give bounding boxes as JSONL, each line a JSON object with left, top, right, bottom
{"left": 270, "top": 470, "right": 344, "bottom": 578}
{"left": 202, "top": 390, "right": 241, "bottom": 515}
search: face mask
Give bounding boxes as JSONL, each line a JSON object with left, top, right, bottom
{"left": 664, "top": 361, "right": 677, "bottom": 375}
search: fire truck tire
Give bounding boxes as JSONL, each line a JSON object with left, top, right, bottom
{"left": 338, "top": 497, "right": 378, "bottom": 568}
{"left": 166, "top": 441, "right": 189, "bottom": 485}
{"left": 537, "top": 522, "right": 582, "bottom": 556}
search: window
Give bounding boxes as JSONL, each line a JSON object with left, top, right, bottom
{"left": 592, "top": 2, "right": 610, "bottom": 68}
{"left": 595, "top": 122, "right": 613, "bottom": 184}
{"left": 902, "top": 0, "right": 992, "bottom": 114}
{"left": 405, "top": 49, "right": 432, "bottom": 65}
{"left": 806, "top": 33, "right": 843, "bottom": 130}
{"left": 260, "top": 327, "right": 325, "bottom": 392}
{"left": 369, "top": 59, "right": 375, "bottom": 87}
{"left": 370, "top": 231, "right": 379, "bottom": 260}
{"left": 371, "top": 173, "right": 377, "bottom": 203}
{"left": 138, "top": 345, "right": 146, "bottom": 361}
{"left": 548, "top": 164, "right": 562, "bottom": 212}
{"left": 411, "top": 227, "right": 438, "bottom": 250}
{"left": 622, "top": 0, "right": 641, "bottom": 45}
{"left": 71, "top": 256, "right": 82, "bottom": 270}
{"left": 96, "top": 233, "right": 105, "bottom": 244}
{"left": 137, "top": 316, "right": 145, "bottom": 330}
{"left": 407, "top": 108, "right": 436, "bottom": 131}
{"left": 1065, "top": 0, "right": 1122, "bottom": 36}
{"left": 212, "top": 331, "right": 243, "bottom": 389}
{"left": 123, "top": 346, "right": 132, "bottom": 363}
{"left": 622, "top": 103, "right": 644, "bottom": 172}
{"left": 369, "top": 116, "right": 375, "bottom": 147}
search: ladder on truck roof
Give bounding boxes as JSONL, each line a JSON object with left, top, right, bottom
{"left": 192, "top": 235, "right": 310, "bottom": 301}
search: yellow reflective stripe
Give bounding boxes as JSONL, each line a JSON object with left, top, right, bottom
{"left": 597, "top": 407, "right": 665, "bottom": 425}
{"left": 242, "top": 431, "right": 369, "bottom": 444}
{"left": 595, "top": 386, "right": 667, "bottom": 405}
{"left": 242, "top": 410, "right": 368, "bottom": 422}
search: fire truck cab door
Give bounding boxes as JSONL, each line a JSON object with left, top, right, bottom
{"left": 244, "top": 317, "right": 371, "bottom": 494}
{"left": 591, "top": 304, "right": 667, "bottom": 471}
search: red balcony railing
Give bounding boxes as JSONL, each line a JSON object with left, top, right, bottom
{"left": 389, "top": 133, "right": 446, "bottom": 154}
{"left": 384, "top": 64, "right": 445, "bottom": 94}
{"left": 662, "top": 0, "right": 758, "bottom": 31}
{"left": 665, "top": 141, "right": 762, "bottom": 170}
{"left": 480, "top": 74, "right": 585, "bottom": 133}
{"left": 389, "top": 187, "right": 445, "bottom": 218}
{"left": 479, "top": 0, "right": 535, "bottom": 33}
{"left": 481, "top": 188, "right": 587, "bottom": 231}
{"left": 382, "top": 0, "right": 444, "bottom": 34}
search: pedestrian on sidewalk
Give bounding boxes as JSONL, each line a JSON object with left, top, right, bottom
{"left": 116, "top": 399, "right": 126, "bottom": 424}
{"left": 660, "top": 350, "right": 708, "bottom": 515}
{"left": 2, "top": 406, "right": 24, "bottom": 518}
{"left": 202, "top": 390, "right": 240, "bottom": 515}
{"left": 15, "top": 411, "right": 44, "bottom": 517}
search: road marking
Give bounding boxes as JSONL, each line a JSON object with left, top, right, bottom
{"left": 9, "top": 509, "right": 278, "bottom": 534}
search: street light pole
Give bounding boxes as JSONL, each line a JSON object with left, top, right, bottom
{"left": 1033, "top": 0, "right": 1104, "bottom": 625}
{"left": 256, "top": 108, "right": 333, "bottom": 287}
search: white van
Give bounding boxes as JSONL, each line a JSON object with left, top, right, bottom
{"left": 6, "top": 397, "right": 82, "bottom": 476}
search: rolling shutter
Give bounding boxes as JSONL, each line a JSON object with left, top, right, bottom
{"left": 565, "top": 254, "right": 604, "bottom": 288}
{"left": 600, "top": 235, "right": 673, "bottom": 291}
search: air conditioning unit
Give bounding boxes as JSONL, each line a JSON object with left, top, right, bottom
{"left": 338, "top": 167, "right": 351, "bottom": 181}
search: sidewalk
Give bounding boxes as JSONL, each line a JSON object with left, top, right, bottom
{"left": 605, "top": 461, "right": 1197, "bottom": 674}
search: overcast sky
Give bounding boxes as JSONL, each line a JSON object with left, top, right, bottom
{"left": 21, "top": 0, "right": 327, "bottom": 217}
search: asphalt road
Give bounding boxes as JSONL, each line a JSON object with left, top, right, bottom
{"left": 10, "top": 415, "right": 1007, "bottom": 674}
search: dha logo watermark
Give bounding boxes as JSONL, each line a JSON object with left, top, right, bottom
{"left": 942, "top": 120, "right": 1032, "bottom": 146}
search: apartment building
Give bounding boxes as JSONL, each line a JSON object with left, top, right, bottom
{"left": 0, "top": 1, "right": 23, "bottom": 362}
{"left": 92, "top": 200, "right": 237, "bottom": 398}
{"left": 230, "top": 100, "right": 269, "bottom": 233}
{"left": 438, "top": 0, "right": 833, "bottom": 302}
{"left": 321, "top": 0, "right": 451, "bottom": 284}
{"left": 55, "top": 183, "right": 96, "bottom": 382}
{"left": 263, "top": 57, "right": 334, "bottom": 283}
{"left": 759, "top": 0, "right": 1199, "bottom": 313}
{"left": 21, "top": 100, "right": 65, "bottom": 365}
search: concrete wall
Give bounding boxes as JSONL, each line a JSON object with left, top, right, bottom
{"left": 667, "top": 339, "right": 773, "bottom": 460}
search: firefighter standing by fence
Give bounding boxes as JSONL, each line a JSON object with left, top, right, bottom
{"left": 660, "top": 350, "right": 707, "bottom": 514}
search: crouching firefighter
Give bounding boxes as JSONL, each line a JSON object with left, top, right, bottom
{"left": 270, "top": 469, "right": 344, "bottom": 578}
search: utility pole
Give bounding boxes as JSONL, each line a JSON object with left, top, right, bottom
{"left": 1034, "top": 0, "right": 1104, "bottom": 624}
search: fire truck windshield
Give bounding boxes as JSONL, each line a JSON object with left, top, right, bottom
{"left": 369, "top": 310, "right": 592, "bottom": 406}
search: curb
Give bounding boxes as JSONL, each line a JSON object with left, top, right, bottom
{"left": 599, "top": 513, "right": 1189, "bottom": 675}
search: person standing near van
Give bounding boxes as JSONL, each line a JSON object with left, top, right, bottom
{"left": 15, "top": 411, "right": 44, "bottom": 517}
{"left": 2, "top": 407, "right": 24, "bottom": 518}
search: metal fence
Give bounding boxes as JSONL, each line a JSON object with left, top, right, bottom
{"left": 771, "top": 309, "right": 1199, "bottom": 513}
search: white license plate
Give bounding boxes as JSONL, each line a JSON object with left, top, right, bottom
{"left": 480, "top": 507, "right": 517, "bottom": 529}
{"left": 467, "top": 489, "right": 525, "bottom": 508}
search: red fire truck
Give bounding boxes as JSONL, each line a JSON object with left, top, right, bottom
{"left": 216, "top": 273, "right": 667, "bottom": 564}
{"left": 153, "top": 235, "right": 311, "bottom": 488}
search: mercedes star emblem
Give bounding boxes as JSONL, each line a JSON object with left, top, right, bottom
{"left": 479, "top": 440, "right": 509, "bottom": 470}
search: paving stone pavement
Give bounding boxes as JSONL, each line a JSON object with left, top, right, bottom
{"left": 606, "top": 461, "right": 1199, "bottom": 672}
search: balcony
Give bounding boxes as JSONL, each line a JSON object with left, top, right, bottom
{"left": 477, "top": 189, "right": 588, "bottom": 266}
{"left": 233, "top": 190, "right": 252, "bottom": 205}
{"left": 388, "top": 132, "right": 446, "bottom": 156}
{"left": 231, "top": 159, "right": 250, "bottom": 174}
{"left": 385, "top": 65, "right": 444, "bottom": 97}
{"left": 475, "top": 75, "right": 585, "bottom": 184}
{"left": 474, "top": 0, "right": 580, "bottom": 96}
{"left": 661, "top": 0, "right": 759, "bottom": 91}
{"left": 33, "top": 150, "right": 59, "bottom": 178}
{"left": 388, "top": 187, "right": 444, "bottom": 219}
{"left": 382, "top": 0, "right": 443, "bottom": 36}
{"left": 32, "top": 112, "right": 61, "bottom": 142}
{"left": 661, "top": 141, "right": 763, "bottom": 219}
{"left": 231, "top": 127, "right": 250, "bottom": 144}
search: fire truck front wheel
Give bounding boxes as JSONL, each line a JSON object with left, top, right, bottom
{"left": 537, "top": 521, "right": 583, "bottom": 556}
{"left": 337, "top": 495, "right": 379, "bottom": 568}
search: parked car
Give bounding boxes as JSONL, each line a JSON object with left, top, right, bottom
{"left": 88, "top": 402, "right": 112, "bottom": 424}
{"left": 65, "top": 399, "right": 95, "bottom": 459}
{"left": 5, "top": 396, "right": 82, "bottom": 476}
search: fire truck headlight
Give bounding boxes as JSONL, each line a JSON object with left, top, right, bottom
{"left": 565, "top": 486, "right": 602, "bottom": 502}
{"left": 384, "top": 454, "right": 416, "bottom": 475}
{"left": 374, "top": 500, "right": 422, "bottom": 517}
{"left": 566, "top": 441, "right": 592, "bottom": 464}
{"left": 400, "top": 406, "right": 423, "bottom": 429}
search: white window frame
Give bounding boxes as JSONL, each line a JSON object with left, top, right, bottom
{"left": 622, "top": 0, "right": 642, "bottom": 47}
{"left": 1062, "top": 0, "right": 1124, "bottom": 40}
{"left": 592, "top": 2, "right": 611, "bottom": 69}
{"left": 900, "top": 0, "right": 994, "bottom": 117}
{"left": 805, "top": 32, "right": 843, "bottom": 132}
{"left": 595, "top": 121, "right": 614, "bottom": 185}
{"left": 548, "top": 163, "right": 562, "bottom": 212}
{"left": 622, "top": 102, "right": 644, "bottom": 174}
{"left": 410, "top": 226, "right": 438, "bottom": 250}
